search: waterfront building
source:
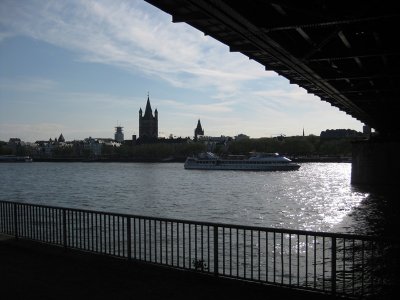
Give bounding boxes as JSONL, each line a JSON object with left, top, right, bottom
{"left": 34, "top": 140, "right": 54, "bottom": 157}
{"left": 84, "top": 137, "right": 121, "bottom": 156}
{"left": 198, "top": 135, "right": 231, "bottom": 152}
{"left": 194, "top": 119, "right": 204, "bottom": 141}
{"left": 84, "top": 137, "right": 102, "bottom": 156}
{"left": 114, "top": 126, "right": 124, "bottom": 142}
{"left": 139, "top": 95, "right": 158, "bottom": 140}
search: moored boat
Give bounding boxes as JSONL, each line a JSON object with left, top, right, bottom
{"left": 184, "top": 152, "right": 300, "bottom": 171}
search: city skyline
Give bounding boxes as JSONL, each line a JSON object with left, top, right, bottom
{"left": 0, "top": 0, "right": 365, "bottom": 142}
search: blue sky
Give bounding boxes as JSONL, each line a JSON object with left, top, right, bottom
{"left": 0, "top": 0, "right": 365, "bottom": 142}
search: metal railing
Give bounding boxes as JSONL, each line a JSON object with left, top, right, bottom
{"left": 0, "top": 200, "right": 396, "bottom": 298}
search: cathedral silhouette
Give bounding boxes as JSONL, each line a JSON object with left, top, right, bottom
{"left": 194, "top": 119, "right": 204, "bottom": 141}
{"left": 139, "top": 95, "right": 158, "bottom": 141}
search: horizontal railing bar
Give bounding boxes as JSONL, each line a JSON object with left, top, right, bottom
{"left": 0, "top": 200, "right": 392, "bottom": 242}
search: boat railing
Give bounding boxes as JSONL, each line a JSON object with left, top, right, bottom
{"left": 0, "top": 200, "right": 397, "bottom": 298}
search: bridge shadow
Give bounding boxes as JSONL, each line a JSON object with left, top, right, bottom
{"left": 342, "top": 184, "right": 400, "bottom": 298}
{"left": 0, "top": 234, "right": 340, "bottom": 300}
{"left": 347, "top": 184, "right": 400, "bottom": 238}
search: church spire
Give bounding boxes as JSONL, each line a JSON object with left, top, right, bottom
{"left": 139, "top": 93, "right": 158, "bottom": 140}
{"left": 194, "top": 119, "right": 204, "bottom": 141}
{"left": 144, "top": 94, "right": 153, "bottom": 119}
{"left": 196, "top": 119, "right": 202, "bottom": 130}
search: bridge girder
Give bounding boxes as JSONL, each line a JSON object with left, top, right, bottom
{"left": 146, "top": 0, "right": 400, "bottom": 136}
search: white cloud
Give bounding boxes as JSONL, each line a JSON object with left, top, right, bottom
{"left": 0, "top": 77, "right": 58, "bottom": 92}
{"left": 0, "top": 0, "right": 271, "bottom": 96}
{"left": 159, "top": 98, "right": 235, "bottom": 115}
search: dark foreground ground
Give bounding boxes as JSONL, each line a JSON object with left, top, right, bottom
{"left": 0, "top": 234, "right": 356, "bottom": 299}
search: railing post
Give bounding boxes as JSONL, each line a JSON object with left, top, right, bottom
{"left": 214, "top": 225, "right": 218, "bottom": 276}
{"left": 127, "top": 217, "right": 132, "bottom": 260}
{"left": 331, "top": 237, "right": 337, "bottom": 295}
{"left": 13, "top": 202, "right": 18, "bottom": 239}
{"left": 62, "top": 209, "right": 67, "bottom": 248}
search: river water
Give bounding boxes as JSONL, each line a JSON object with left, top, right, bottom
{"left": 0, "top": 162, "right": 397, "bottom": 235}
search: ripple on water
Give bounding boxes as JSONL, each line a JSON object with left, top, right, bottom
{"left": 0, "top": 162, "right": 374, "bottom": 233}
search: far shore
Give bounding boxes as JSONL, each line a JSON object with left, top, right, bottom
{"left": 11, "top": 156, "right": 352, "bottom": 163}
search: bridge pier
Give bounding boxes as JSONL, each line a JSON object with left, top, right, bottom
{"left": 351, "top": 139, "right": 400, "bottom": 185}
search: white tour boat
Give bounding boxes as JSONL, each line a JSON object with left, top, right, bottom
{"left": 184, "top": 152, "right": 300, "bottom": 171}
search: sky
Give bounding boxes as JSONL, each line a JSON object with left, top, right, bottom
{"left": 0, "top": 0, "right": 365, "bottom": 142}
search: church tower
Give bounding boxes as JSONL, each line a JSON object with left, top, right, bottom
{"left": 139, "top": 95, "right": 158, "bottom": 140}
{"left": 114, "top": 126, "right": 124, "bottom": 142}
{"left": 194, "top": 119, "right": 204, "bottom": 141}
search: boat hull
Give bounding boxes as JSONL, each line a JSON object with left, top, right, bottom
{"left": 184, "top": 162, "right": 300, "bottom": 171}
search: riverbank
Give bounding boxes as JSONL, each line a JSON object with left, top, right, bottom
{"left": 31, "top": 157, "right": 186, "bottom": 163}
{"left": 28, "top": 156, "right": 351, "bottom": 163}
{"left": 0, "top": 234, "right": 339, "bottom": 300}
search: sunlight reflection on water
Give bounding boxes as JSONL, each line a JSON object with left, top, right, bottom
{"left": 0, "top": 162, "right": 370, "bottom": 233}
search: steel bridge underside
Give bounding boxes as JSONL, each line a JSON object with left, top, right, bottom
{"left": 146, "top": 0, "right": 400, "bottom": 137}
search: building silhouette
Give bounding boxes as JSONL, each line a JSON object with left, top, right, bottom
{"left": 139, "top": 95, "right": 158, "bottom": 140}
{"left": 114, "top": 126, "right": 124, "bottom": 142}
{"left": 58, "top": 134, "right": 65, "bottom": 143}
{"left": 363, "top": 125, "right": 371, "bottom": 135}
{"left": 320, "top": 129, "right": 363, "bottom": 139}
{"left": 194, "top": 119, "right": 204, "bottom": 141}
